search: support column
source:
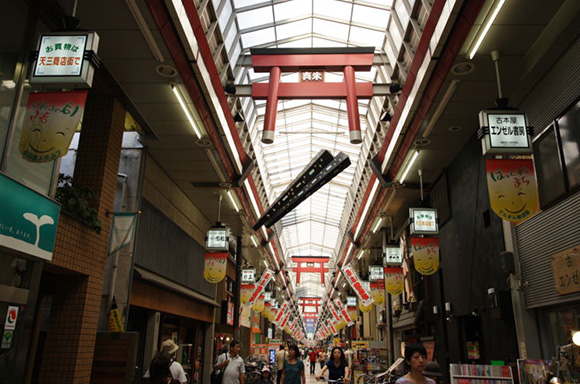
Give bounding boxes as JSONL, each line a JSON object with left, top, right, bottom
{"left": 262, "top": 66, "right": 281, "bottom": 144}
{"left": 343, "top": 65, "right": 362, "bottom": 144}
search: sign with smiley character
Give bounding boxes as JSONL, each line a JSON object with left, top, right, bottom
{"left": 485, "top": 159, "right": 539, "bottom": 223}
{"left": 203, "top": 252, "right": 228, "bottom": 283}
{"left": 384, "top": 267, "right": 404, "bottom": 295}
{"left": 411, "top": 237, "right": 440, "bottom": 276}
{"left": 19, "top": 91, "right": 87, "bottom": 163}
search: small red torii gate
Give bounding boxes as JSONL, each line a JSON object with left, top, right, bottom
{"left": 250, "top": 47, "right": 375, "bottom": 145}
{"left": 299, "top": 297, "right": 322, "bottom": 314}
{"left": 291, "top": 256, "right": 330, "bottom": 285}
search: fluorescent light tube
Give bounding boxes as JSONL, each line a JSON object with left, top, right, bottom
{"left": 468, "top": 0, "right": 506, "bottom": 60}
{"left": 171, "top": 84, "right": 203, "bottom": 139}
{"left": 227, "top": 190, "right": 240, "bottom": 212}
{"left": 251, "top": 235, "right": 258, "bottom": 247}
{"left": 354, "top": 179, "right": 380, "bottom": 239}
{"left": 357, "top": 250, "right": 365, "bottom": 260}
{"left": 399, "top": 150, "right": 419, "bottom": 183}
{"left": 372, "top": 217, "right": 384, "bottom": 233}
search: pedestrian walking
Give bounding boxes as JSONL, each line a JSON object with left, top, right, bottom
{"left": 281, "top": 345, "right": 305, "bottom": 384}
{"left": 395, "top": 343, "right": 435, "bottom": 384}
{"left": 144, "top": 339, "right": 188, "bottom": 384}
{"left": 316, "top": 347, "right": 350, "bottom": 382}
{"left": 275, "top": 345, "right": 287, "bottom": 384}
{"left": 214, "top": 339, "right": 246, "bottom": 384}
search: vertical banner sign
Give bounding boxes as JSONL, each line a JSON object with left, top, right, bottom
{"left": 240, "top": 283, "right": 255, "bottom": 304}
{"left": 485, "top": 159, "right": 539, "bottom": 223}
{"left": 384, "top": 267, "right": 404, "bottom": 295}
{"left": 329, "top": 300, "right": 342, "bottom": 322}
{"left": 107, "top": 297, "right": 124, "bottom": 332}
{"left": 370, "top": 281, "right": 385, "bottom": 304}
{"left": 273, "top": 302, "right": 288, "bottom": 325}
{"left": 19, "top": 91, "right": 87, "bottom": 163}
{"left": 280, "top": 310, "right": 292, "bottom": 329}
{"left": 347, "top": 306, "right": 358, "bottom": 322}
{"left": 411, "top": 237, "right": 440, "bottom": 276}
{"left": 247, "top": 269, "right": 274, "bottom": 307}
{"left": 342, "top": 265, "right": 375, "bottom": 307}
{"left": 335, "top": 299, "right": 354, "bottom": 326}
{"left": 252, "top": 294, "right": 265, "bottom": 313}
{"left": 203, "top": 252, "right": 228, "bottom": 283}
{"left": 329, "top": 322, "right": 338, "bottom": 335}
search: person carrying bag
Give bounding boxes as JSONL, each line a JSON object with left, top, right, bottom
{"left": 211, "top": 352, "right": 228, "bottom": 384}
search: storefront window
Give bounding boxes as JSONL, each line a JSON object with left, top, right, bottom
{"left": 0, "top": 2, "right": 29, "bottom": 161}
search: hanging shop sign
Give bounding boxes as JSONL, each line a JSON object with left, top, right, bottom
{"left": 369, "top": 265, "right": 384, "bottom": 282}
{"left": 240, "top": 283, "right": 255, "bottom": 304}
{"left": 384, "top": 267, "right": 404, "bottom": 295}
{"left": 409, "top": 208, "right": 439, "bottom": 235}
{"left": 241, "top": 268, "right": 256, "bottom": 283}
{"left": 485, "top": 159, "right": 539, "bottom": 223}
{"left": 329, "top": 322, "right": 338, "bottom": 335}
{"left": 252, "top": 294, "right": 265, "bottom": 312}
{"left": 19, "top": 91, "right": 87, "bottom": 163}
{"left": 384, "top": 244, "right": 403, "bottom": 265}
{"left": 347, "top": 296, "right": 357, "bottom": 307}
{"left": 411, "top": 237, "right": 440, "bottom": 276}
{"left": 31, "top": 32, "right": 100, "bottom": 87}
{"left": 273, "top": 302, "right": 289, "bottom": 325}
{"left": 329, "top": 300, "right": 342, "bottom": 322}
{"left": 552, "top": 245, "right": 580, "bottom": 295}
{"left": 341, "top": 265, "right": 375, "bottom": 307}
{"left": 478, "top": 110, "right": 533, "bottom": 155}
{"left": 334, "top": 299, "right": 354, "bottom": 326}
{"left": 370, "top": 281, "right": 385, "bottom": 304}
{"left": 4, "top": 306, "right": 19, "bottom": 331}
{"left": 227, "top": 301, "right": 235, "bottom": 326}
{"left": 347, "top": 306, "right": 358, "bottom": 322}
{"left": 206, "top": 227, "right": 229, "bottom": 251}
{"left": 280, "top": 310, "right": 291, "bottom": 328}
{"left": 203, "top": 252, "right": 228, "bottom": 283}
{"left": 247, "top": 269, "right": 274, "bottom": 307}
{"left": 0, "top": 174, "right": 60, "bottom": 261}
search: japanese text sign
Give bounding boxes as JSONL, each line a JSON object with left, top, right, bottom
{"left": 19, "top": 91, "right": 87, "bottom": 163}
{"left": 240, "top": 283, "right": 255, "bottom": 304}
{"left": 411, "top": 237, "right": 440, "bottom": 276}
{"left": 384, "top": 244, "right": 403, "bottom": 265}
{"left": 410, "top": 208, "right": 439, "bottom": 234}
{"left": 203, "top": 252, "right": 227, "bottom": 283}
{"left": 273, "top": 302, "right": 288, "bottom": 325}
{"left": 341, "top": 265, "right": 375, "bottom": 307}
{"left": 206, "top": 227, "right": 229, "bottom": 251}
{"left": 479, "top": 110, "right": 532, "bottom": 155}
{"left": 241, "top": 268, "right": 256, "bottom": 283}
{"left": 247, "top": 269, "right": 274, "bottom": 307}
{"left": 299, "top": 70, "right": 324, "bottom": 82}
{"left": 552, "top": 246, "right": 580, "bottom": 295}
{"left": 369, "top": 265, "right": 384, "bottom": 282}
{"left": 35, "top": 35, "right": 86, "bottom": 76}
{"left": 329, "top": 300, "right": 342, "bottom": 322}
{"left": 347, "top": 296, "right": 357, "bottom": 307}
{"left": 334, "top": 299, "right": 354, "bottom": 326}
{"left": 486, "top": 159, "right": 539, "bottom": 223}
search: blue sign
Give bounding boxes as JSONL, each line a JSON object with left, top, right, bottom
{"left": 0, "top": 174, "right": 60, "bottom": 261}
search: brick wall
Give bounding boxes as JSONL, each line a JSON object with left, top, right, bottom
{"left": 38, "top": 95, "right": 125, "bottom": 383}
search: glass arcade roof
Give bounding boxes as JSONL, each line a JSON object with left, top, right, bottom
{"left": 205, "top": 0, "right": 414, "bottom": 300}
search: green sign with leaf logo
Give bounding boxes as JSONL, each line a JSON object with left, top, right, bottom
{"left": 0, "top": 174, "right": 60, "bottom": 261}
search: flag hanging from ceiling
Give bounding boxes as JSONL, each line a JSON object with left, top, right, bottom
{"left": 411, "top": 237, "right": 440, "bottom": 276}
{"left": 341, "top": 264, "right": 375, "bottom": 307}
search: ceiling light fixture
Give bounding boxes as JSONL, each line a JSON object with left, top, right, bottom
{"left": 354, "top": 179, "right": 380, "bottom": 240}
{"left": 171, "top": 83, "right": 203, "bottom": 140}
{"left": 357, "top": 250, "right": 366, "bottom": 260}
{"left": 467, "top": 0, "right": 506, "bottom": 60}
{"left": 227, "top": 190, "right": 240, "bottom": 212}
{"left": 372, "top": 217, "right": 384, "bottom": 233}
{"left": 422, "top": 79, "right": 460, "bottom": 139}
{"left": 268, "top": 242, "right": 276, "bottom": 257}
{"left": 251, "top": 235, "right": 259, "bottom": 247}
{"left": 399, "top": 150, "right": 420, "bottom": 183}
{"left": 244, "top": 179, "right": 262, "bottom": 218}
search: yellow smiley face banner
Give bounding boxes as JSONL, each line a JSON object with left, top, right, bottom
{"left": 347, "top": 306, "right": 358, "bottom": 322}
{"left": 240, "top": 283, "right": 254, "bottom": 304}
{"left": 384, "top": 267, "right": 404, "bottom": 295}
{"left": 252, "top": 294, "right": 265, "bottom": 312}
{"left": 486, "top": 159, "right": 539, "bottom": 223}
{"left": 370, "top": 281, "right": 385, "bottom": 304}
{"left": 19, "top": 91, "right": 87, "bottom": 163}
{"left": 203, "top": 252, "right": 228, "bottom": 283}
{"left": 411, "top": 237, "right": 440, "bottom": 276}
{"left": 359, "top": 300, "right": 373, "bottom": 313}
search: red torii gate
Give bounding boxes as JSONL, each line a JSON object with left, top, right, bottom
{"left": 291, "top": 256, "right": 330, "bottom": 285}
{"left": 250, "top": 47, "right": 375, "bottom": 145}
{"left": 299, "top": 297, "right": 322, "bottom": 314}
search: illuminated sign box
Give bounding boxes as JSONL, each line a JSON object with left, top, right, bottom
{"left": 241, "top": 269, "right": 256, "bottom": 283}
{"left": 384, "top": 244, "right": 403, "bottom": 265}
{"left": 206, "top": 227, "right": 229, "bottom": 251}
{"left": 30, "top": 32, "right": 100, "bottom": 87}
{"left": 368, "top": 265, "right": 384, "bottom": 282}
{"left": 409, "top": 208, "right": 439, "bottom": 235}
{"left": 478, "top": 110, "right": 533, "bottom": 155}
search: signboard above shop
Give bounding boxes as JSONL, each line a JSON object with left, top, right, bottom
{"left": 384, "top": 244, "right": 403, "bottom": 265}
{"left": 368, "top": 265, "right": 384, "bottom": 282}
{"left": 30, "top": 32, "right": 100, "bottom": 87}
{"left": 409, "top": 208, "right": 438, "bottom": 235}
{"left": 478, "top": 110, "right": 533, "bottom": 155}
{"left": 241, "top": 268, "right": 256, "bottom": 283}
{"left": 206, "top": 227, "right": 229, "bottom": 251}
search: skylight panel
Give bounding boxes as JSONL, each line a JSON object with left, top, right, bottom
{"left": 311, "top": 37, "right": 346, "bottom": 48}
{"left": 276, "top": 19, "right": 313, "bottom": 41}
{"left": 349, "top": 26, "right": 386, "bottom": 47}
{"left": 240, "top": 27, "right": 276, "bottom": 48}
{"left": 233, "top": 0, "right": 266, "bottom": 7}
{"left": 314, "top": 0, "right": 353, "bottom": 21}
{"left": 278, "top": 38, "right": 313, "bottom": 48}
{"left": 313, "top": 19, "right": 349, "bottom": 42}
{"left": 237, "top": 6, "right": 274, "bottom": 30}
{"left": 273, "top": 0, "right": 312, "bottom": 20}
{"left": 352, "top": 4, "right": 390, "bottom": 30}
